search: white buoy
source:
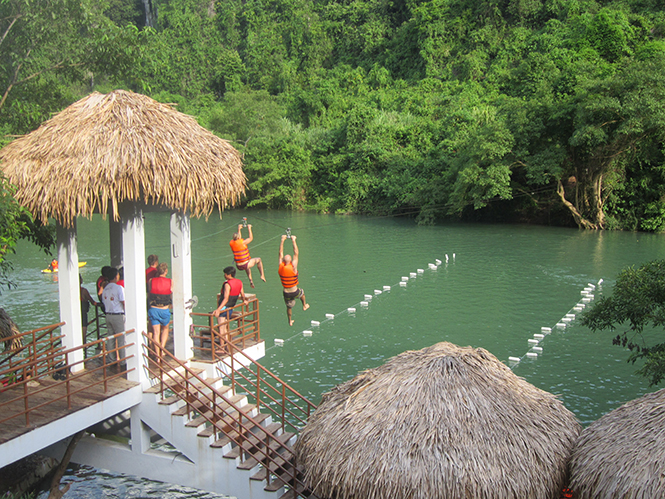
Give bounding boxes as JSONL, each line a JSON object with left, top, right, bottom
{"left": 581, "top": 290, "right": 590, "bottom": 295}
{"left": 445, "top": 254, "right": 449, "bottom": 262}
{"left": 508, "top": 356, "right": 521, "bottom": 363}
{"left": 417, "top": 268, "right": 425, "bottom": 274}
{"left": 587, "top": 294, "right": 594, "bottom": 299}
{"left": 528, "top": 339, "right": 539, "bottom": 345}
{"left": 532, "top": 346, "right": 543, "bottom": 352}
{"left": 399, "top": 281, "right": 407, "bottom": 287}
{"left": 360, "top": 301, "right": 369, "bottom": 307}
{"left": 582, "top": 297, "right": 591, "bottom": 303}
{"left": 526, "top": 352, "right": 538, "bottom": 358}
{"left": 453, "top": 253, "right": 456, "bottom": 260}
{"left": 435, "top": 259, "right": 442, "bottom": 265}
{"left": 541, "top": 327, "right": 552, "bottom": 333}
{"left": 588, "top": 283, "right": 596, "bottom": 289}
{"left": 566, "top": 313, "right": 575, "bottom": 318}
{"left": 598, "top": 278, "right": 604, "bottom": 285}
{"left": 410, "top": 272, "right": 417, "bottom": 278}
{"left": 325, "top": 313, "right": 335, "bottom": 319}
{"left": 401, "top": 276, "right": 409, "bottom": 282}
{"left": 556, "top": 322, "right": 566, "bottom": 328}
{"left": 274, "top": 339, "right": 284, "bottom": 346}
{"left": 311, "top": 320, "right": 320, "bottom": 327}
{"left": 348, "top": 308, "right": 356, "bottom": 313}
{"left": 383, "top": 285, "right": 391, "bottom": 291}
{"left": 573, "top": 306, "right": 583, "bottom": 312}
{"left": 303, "top": 330, "right": 312, "bottom": 337}
{"left": 428, "top": 263, "right": 437, "bottom": 269}
{"left": 534, "top": 333, "right": 544, "bottom": 339}
{"left": 562, "top": 317, "right": 572, "bottom": 323}
{"left": 364, "top": 294, "right": 373, "bottom": 300}
{"left": 374, "top": 289, "right": 382, "bottom": 295}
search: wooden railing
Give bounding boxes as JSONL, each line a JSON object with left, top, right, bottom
{"left": 0, "top": 322, "right": 65, "bottom": 374}
{"left": 190, "top": 294, "right": 260, "bottom": 361}
{"left": 143, "top": 332, "right": 312, "bottom": 497}
{"left": 0, "top": 324, "right": 134, "bottom": 427}
{"left": 217, "top": 335, "right": 316, "bottom": 435}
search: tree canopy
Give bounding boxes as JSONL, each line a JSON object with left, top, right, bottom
{"left": 582, "top": 260, "right": 665, "bottom": 386}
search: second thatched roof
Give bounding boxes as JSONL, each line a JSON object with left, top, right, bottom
{"left": 295, "top": 342, "right": 581, "bottom": 499}
{"left": 0, "top": 90, "right": 245, "bottom": 227}
{"left": 569, "top": 388, "right": 665, "bottom": 498}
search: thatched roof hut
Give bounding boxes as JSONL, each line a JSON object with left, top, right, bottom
{"left": 295, "top": 342, "right": 581, "bottom": 499}
{"left": 0, "top": 90, "right": 245, "bottom": 227}
{"left": 569, "top": 388, "right": 665, "bottom": 498}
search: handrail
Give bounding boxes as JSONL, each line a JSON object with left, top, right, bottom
{"left": 0, "top": 326, "right": 135, "bottom": 427}
{"left": 218, "top": 335, "right": 316, "bottom": 434}
{"left": 143, "top": 333, "right": 310, "bottom": 496}
{"left": 0, "top": 322, "right": 65, "bottom": 371}
{"left": 190, "top": 295, "right": 261, "bottom": 361}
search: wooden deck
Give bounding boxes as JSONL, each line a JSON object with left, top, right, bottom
{"left": 0, "top": 368, "right": 138, "bottom": 444}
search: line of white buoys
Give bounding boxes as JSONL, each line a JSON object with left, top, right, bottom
{"left": 508, "top": 279, "right": 603, "bottom": 367}
{"left": 325, "top": 313, "right": 335, "bottom": 319}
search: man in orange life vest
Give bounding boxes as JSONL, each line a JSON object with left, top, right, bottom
{"left": 229, "top": 224, "right": 266, "bottom": 288}
{"left": 278, "top": 234, "right": 309, "bottom": 326}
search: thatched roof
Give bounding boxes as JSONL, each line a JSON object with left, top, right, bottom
{"left": 569, "top": 388, "right": 665, "bottom": 498}
{"left": 0, "top": 90, "right": 245, "bottom": 227}
{"left": 295, "top": 342, "right": 581, "bottom": 499}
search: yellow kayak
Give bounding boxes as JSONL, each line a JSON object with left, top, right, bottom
{"left": 41, "top": 262, "right": 87, "bottom": 273}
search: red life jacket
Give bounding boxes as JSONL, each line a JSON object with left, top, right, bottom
{"left": 219, "top": 278, "right": 243, "bottom": 308}
{"left": 229, "top": 239, "right": 250, "bottom": 266}
{"left": 278, "top": 262, "right": 298, "bottom": 288}
{"left": 149, "top": 277, "right": 172, "bottom": 307}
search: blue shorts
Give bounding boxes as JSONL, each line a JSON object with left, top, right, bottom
{"left": 148, "top": 307, "right": 171, "bottom": 326}
{"left": 218, "top": 307, "right": 234, "bottom": 320}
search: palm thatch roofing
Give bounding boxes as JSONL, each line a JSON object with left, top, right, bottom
{"left": 569, "top": 388, "right": 665, "bottom": 498}
{"left": 295, "top": 342, "right": 581, "bottom": 499}
{"left": 0, "top": 90, "right": 245, "bottom": 228}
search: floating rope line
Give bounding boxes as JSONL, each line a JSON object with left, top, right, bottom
{"left": 507, "top": 279, "right": 603, "bottom": 368}
{"left": 268, "top": 254, "right": 456, "bottom": 350}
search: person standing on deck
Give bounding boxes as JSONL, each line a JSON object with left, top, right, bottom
{"left": 147, "top": 262, "right": 173, "bottom": 354}
{"left": 278, "top": 234, "right": 309, "bottom": 326}
{"left": 229, "top": 224, "right": 266, "bottom": 288}
{"left": 146, "top": 254, "right": 159, "bottom": 282}
{"left": 80, "top": 275, "right": 98, "bottom": 342}
{"left": 213, "top": 266, "right": 247, "bottom": 346}
{"left": 101, "top": 268, "right": 125, "bottom": 367}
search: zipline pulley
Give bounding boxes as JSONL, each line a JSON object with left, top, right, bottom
{"left": 242, "top": 217, "right": 248, "bottom": 228}
{"left": 286, "top": 227, "right": 292, "bottom": 239}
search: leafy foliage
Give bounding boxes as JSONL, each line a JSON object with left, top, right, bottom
{"left": 582, "top": 260, "right": 665, "bottom": 385}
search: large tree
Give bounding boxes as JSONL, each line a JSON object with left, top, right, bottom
{"left": 582, "top": 260, "right": 665, "bottom": 386}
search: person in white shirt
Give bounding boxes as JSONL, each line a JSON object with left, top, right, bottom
{"left": 102, "top": 268, "right": 125, "bottom": 367}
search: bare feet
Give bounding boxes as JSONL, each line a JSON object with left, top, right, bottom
{"left": 250, "top": 280, "right": 255, "bottom": 288}
{"left": 260, "top": 275, "right": 266, "bottom": 283}
{"left": 303, "top": 303, "right": 310, "bottom": 311}
{"left": 289, "top": 319, "right": 294, "bottom": 326}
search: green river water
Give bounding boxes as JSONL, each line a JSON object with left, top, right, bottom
{"left": 3, "top": 210, "right": 663, "bottom": 498}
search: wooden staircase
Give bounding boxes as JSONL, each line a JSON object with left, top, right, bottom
{"left": 142, "top": 337, "right": 316, "bottom": 499}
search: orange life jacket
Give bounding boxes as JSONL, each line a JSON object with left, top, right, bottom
{"left": 229, "top": 239, "right": 250, "bottom": 266}
{"left": 278, "top": 262, "right": 298, "bottom": 288}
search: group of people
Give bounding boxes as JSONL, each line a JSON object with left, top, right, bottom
{"left": 214, "top": 223, "right": 309, "bottom": 328}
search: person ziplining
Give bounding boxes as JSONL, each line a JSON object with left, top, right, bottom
{"left": 278, "top": 232, "right": 309, "bottom": 326}
{"left": 229, "top": 219, "right": 266, "bottom": 288}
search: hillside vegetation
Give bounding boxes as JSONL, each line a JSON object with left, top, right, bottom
{"left": 2, "top": 0, "right": 665, "bottom": 229}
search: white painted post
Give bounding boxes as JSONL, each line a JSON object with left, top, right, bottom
{"left": 170, "top": 211, "right": 193, "bottom": 360}
{"left": 56, "top": 221, "right": 84, "bottom": 372}
{"left": 130, "top": 406, "right": 151, "bottom": 455}
{"left": 120, "top": 203, "right": 148, "bottom": 387}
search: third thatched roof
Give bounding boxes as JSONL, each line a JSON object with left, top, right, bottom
{"left": 569, "top": 388, "right": 665, "bottom": 498}
{"left": 0, "top": 90, "right": 245, "bottom": 227}
{"left": 295, "top": 342, "right": 581, "bottom": 499}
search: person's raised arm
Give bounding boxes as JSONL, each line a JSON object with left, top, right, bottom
{"left": 292, "top": 236, "right": 299, "bottom": 271}
{"left": 244, "top": 224, "right": 254, "bottom": 244}
{"left": 279, "top": 235, "right": 286, "bottom": 263}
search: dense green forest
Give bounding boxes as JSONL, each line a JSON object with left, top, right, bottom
{"left": 2, "top": 0, "right": 665, "bottom": 230}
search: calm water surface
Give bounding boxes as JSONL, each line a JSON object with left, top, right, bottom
{"left": 5, "top": 210, "right": 664, "bottom": 497}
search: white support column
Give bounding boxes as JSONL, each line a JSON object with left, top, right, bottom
{"left": 56, "top": 221, "right": 84, "bottom": 372}
{"left": 120, "top": 203, "right": 148, "bottom": 387}
{"left": 170, "top": 211, "right": 193, "bottom": 360}
{"left": 130, "top": 405, "right": 151, "bottom": 455}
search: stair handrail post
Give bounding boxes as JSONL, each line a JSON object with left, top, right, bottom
{"left": 282, "top": 382, "right": 286, "bottom": 432}
{"left": 65, "top": 350, "right": 72, "bottom": 409}
{"left": 22, "top": 364, "right": 29, "bottom": 427}
{"left": 256, "top": 367, "right": 261, "bottom": 411}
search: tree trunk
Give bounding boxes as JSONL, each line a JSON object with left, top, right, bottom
{"left": 143, "top": 0, "right": 157, "bottom": 28}
{"left": 48, "top": 430, "right": 84, "bottom": 499}
{"left": 557, "top": 180, "right": 598, "bottom": 229}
